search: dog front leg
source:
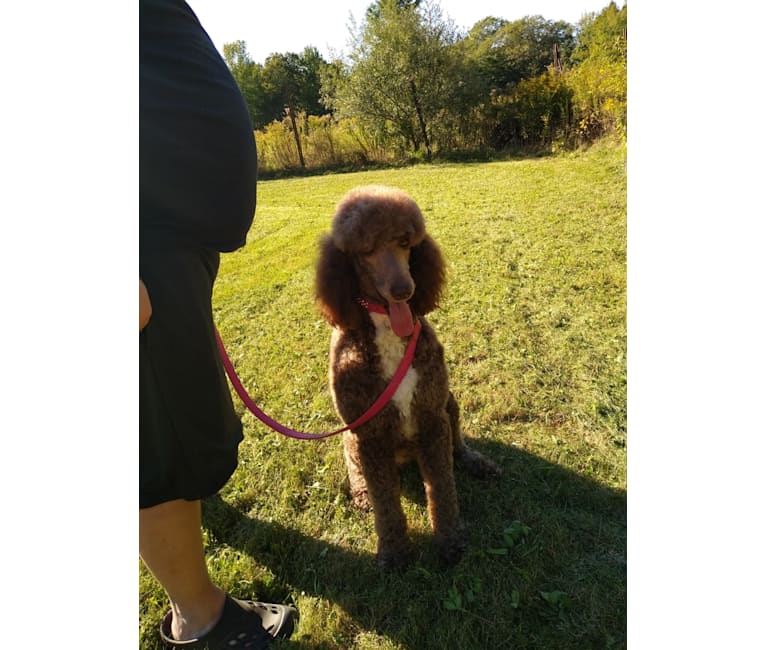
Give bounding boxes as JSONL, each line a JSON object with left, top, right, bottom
{"left": 356, "top": 434, "right": 413, "bottom": 569}
{"left": 343, "top": 431, "right": 372, "bottom": 510}
{"left": 416, "top": 411, "right": 465, "bottom": 564}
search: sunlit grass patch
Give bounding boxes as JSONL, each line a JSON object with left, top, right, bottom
{"left": 140, "top": 142, "right": 626, "bottom": 649}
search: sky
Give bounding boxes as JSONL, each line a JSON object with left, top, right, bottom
{"left": 188, "top": 0, "right": 619, "bottom": 63}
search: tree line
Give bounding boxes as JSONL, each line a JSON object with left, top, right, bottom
{"left": 223, "top": 0, "right": 627, "bottom": 174}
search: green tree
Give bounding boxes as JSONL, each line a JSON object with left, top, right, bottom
{"left": 365, "top": 0, "right": 421, "bottom": 20}
{"left": 463, "top": 15, "right": 576, "bottom": 93}
{"left": 223, "top": 40, "right": 260, "bottom": 127}
{"left": 261, "top": 47, "right": 332, "bottom": 167}
{"left": 573, "top": 1, "right": 627, "bottom": 64}
{"left": 568, "top": 2, "right": 627, "bottom": 141}
{"left": 262, "top": 53, "right": 306, "bottom": 167}
{"left": 224, "top": 42, "right": 331, "bottom": 137}
{"left": 330, "top": 0, "right": 460, "bottom": 160}
{"left": 223, "top": 41, "right": 282, "bottom": 129}
{"left": 296, "top": 46, "right": 331, "bottom": 118}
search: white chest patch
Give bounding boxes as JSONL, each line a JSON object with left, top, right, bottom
{"left": 370, "top": 312, "right": 419, "bottom": 438}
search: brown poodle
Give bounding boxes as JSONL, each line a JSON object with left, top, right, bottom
{"left": 315, "top": 185, "right": 501, "bottom": 569}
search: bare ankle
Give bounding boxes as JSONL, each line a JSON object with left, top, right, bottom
{"left": 169, "top": 586, "right": 226, "bottom": 641}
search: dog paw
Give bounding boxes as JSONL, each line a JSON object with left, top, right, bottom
{"left": 349, "top": 489, "right": 372, "bottom": 511}
{"left": 436, "top": 530, "right": 466, "bottom": 564}
{"left": 376, "top": 540, "right": 414, "bottom": 570}
{"left": 456, "top": 446, "right": 502, "bottom": 478}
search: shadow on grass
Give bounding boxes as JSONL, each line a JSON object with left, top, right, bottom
{"left": 200, "top": 440, "right": 626, "bottom": 650}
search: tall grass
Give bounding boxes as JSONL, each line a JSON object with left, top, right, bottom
{"left": 256, "top": 115, "right": 396, "bottom": 175}
{"left": 140, "top": 141, "right": 627, "bottom": 649}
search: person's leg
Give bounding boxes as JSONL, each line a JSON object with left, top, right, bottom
{"left": 139, "top": 499, "right": 225, "bottom": 641}
{"left": 141, "top": 498, "right": 298, "bottom": 648}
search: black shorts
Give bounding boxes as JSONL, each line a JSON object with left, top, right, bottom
{"left": 139, "top": 241, "right": 243, "bottom": 509}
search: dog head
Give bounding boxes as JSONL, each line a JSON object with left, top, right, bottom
{"left": 316, "top": 185, "right": 445, "bottom": 331}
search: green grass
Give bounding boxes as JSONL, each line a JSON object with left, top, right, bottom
{"left": 140, "top": 142, "right": 627, "bottom": 649}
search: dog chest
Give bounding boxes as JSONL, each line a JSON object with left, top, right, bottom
{"left": 370, "top": 312, "right": 419, "bottom": 438}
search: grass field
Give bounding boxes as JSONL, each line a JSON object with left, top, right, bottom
{"left": 139, "top": 141, "right": 627, "bottom": 649}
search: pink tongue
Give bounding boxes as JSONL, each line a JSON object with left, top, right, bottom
{"left": 388, "top": 302, "right": 414, "bottom": 337}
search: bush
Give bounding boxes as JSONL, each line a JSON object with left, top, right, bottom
{"left": 255, "top": 114, "right": 397, "bottom": 174}
{"left": 256, "top": 119, "right": 301, "bottom": 172}
{"left": 512, "top": 69, "right": 574, "bottom": 146}
{"left": 566, "top": 58, "right": 627, "bottom": 143}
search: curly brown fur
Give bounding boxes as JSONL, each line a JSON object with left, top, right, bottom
{"left": 315, "top": 185, "right": 501, "bottom": 569}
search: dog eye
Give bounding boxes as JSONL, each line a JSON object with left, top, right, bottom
{"left": 398, "top": 238, "right": 409, "bottom": 248}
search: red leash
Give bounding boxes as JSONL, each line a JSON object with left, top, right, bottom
{"left": 215, "top": 303, "right": 421, "bottom": 440}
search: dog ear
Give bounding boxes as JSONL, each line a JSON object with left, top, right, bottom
{"left": 409, "top": 233, "right": 445, "bottom": 315}
{"left": 315, "top": 234, "right": 363, "bottom": 329}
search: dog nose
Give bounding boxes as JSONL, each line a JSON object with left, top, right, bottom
{"left": 390, "top": 282, "right": 414, "bottom": 301}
